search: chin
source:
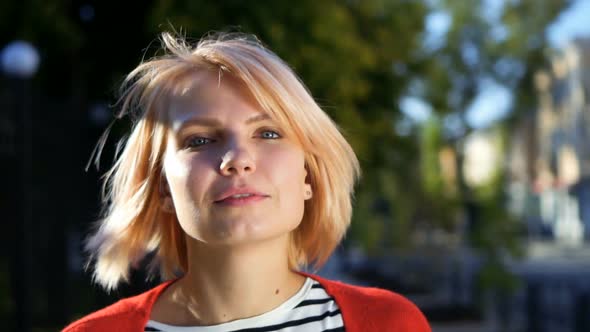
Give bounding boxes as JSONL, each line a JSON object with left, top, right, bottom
{"left": 206, "top": 226, "right": 292, "bottom": 247}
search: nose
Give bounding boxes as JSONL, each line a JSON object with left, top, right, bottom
{"left": 219, "top": 144, "right": 256, "bottom": 176}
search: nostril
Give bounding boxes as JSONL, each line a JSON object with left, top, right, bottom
{"left": 219, "top": 149, "right": 255, "bottom": 175}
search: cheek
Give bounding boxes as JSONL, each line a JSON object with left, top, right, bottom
{"left": 163, "top": 152, "right": 216, "bottom": 240}
{"left": 264, "top": 146, "right": 307, "bottom": 216}
{"left": 263, "top": 145, "right": 306, "bottom": 186}
{"left": 164, "top": 152, "right": 214, "bottom": 203}
{"left": 163, "top": 149, "right": 195, "bottom": 200}
{"left": 163, "top": 153, "right": 203, "bottom": 222}
{"left": 163, "top": 150, "right": 190, "bottom": 179}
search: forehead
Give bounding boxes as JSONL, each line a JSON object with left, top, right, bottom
{"left": 173, "top": 70, "right": 253, "bottom": 102}
{"left": 164, "top": 72, "right": 260, "bottom": 128}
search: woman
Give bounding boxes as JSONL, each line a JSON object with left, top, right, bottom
{"left": 63, "top": 32, "right": 430, "bottom": 332}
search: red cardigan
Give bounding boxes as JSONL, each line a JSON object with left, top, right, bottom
{"left": 63, "top": 273, "right": 431, "bottom": 332}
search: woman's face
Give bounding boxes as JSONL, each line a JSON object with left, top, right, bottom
{"left": 162, "top": 73, "right": 311, "bottom": 246}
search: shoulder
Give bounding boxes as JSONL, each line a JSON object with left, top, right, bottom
{"left": 305, "top": 273, "right": 431, "bottom": 332}
{"left": 61, "top": 298, "right": 144, "bottom": 332}
{"left": 62, "top": 281, "right": 175, "bottom": 332}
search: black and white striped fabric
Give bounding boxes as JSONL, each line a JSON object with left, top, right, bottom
{"left": 144, "top": 277, "right": 344, "bottom": 332}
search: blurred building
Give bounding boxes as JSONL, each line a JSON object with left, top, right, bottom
{"left": 509, "top": 38, "right": 590, "bottom": 244}
{"left": 502, "top": 38, "right": 590, "bottom": 332}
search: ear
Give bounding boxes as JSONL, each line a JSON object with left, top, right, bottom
{"left": 159, "top": 173, "right": 175, "bottom": 214}
{"left": 304, "top": 183, "right": 313, "bottom": 200}
{"left": 303, "top": 164, "right": 313, "bottom": 200}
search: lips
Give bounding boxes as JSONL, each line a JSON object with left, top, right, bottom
{"left": 214, "top": 187, "right": 269, "bottom": 205}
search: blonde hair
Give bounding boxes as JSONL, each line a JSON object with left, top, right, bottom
{"left": 87, "top": 32, "right": 360, "bottom": 291}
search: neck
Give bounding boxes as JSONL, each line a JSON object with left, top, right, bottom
{"left": 156, "top": 235, "right": 305, "bottom": 326}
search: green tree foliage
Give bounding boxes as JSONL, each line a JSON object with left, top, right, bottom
{"left": 416, "top": 0, "right": 569, "bottom": 291}
{"left": 424, "top": 0, "right": 570, "bottom": 115}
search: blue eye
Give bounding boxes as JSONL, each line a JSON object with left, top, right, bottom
{"left": 186, "top": 137, "right": 213, "bottom": 148}
{"left": 260, "top": 130, "right": 280, "bottom": 139}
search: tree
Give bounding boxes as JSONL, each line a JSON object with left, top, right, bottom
{"left": 412, "top": 0, "right": 571, "bottom": 292}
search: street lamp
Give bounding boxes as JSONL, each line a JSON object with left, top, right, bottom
{"left": 1, "top": 40, "right": 39, "bottom": 332}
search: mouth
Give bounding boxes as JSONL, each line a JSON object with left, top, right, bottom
{"left": 214, "top": 185, "right": 270, "bottom": 206}
{"left": 214, "top": 193, "right": 269, "bottom": 206}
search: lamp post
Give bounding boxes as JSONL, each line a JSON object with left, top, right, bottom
{"left": 1, "top": 40, "right": 39, "bottom": 332}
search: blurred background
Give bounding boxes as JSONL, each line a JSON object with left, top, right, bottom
{"left": 2, "top": 0, "right": 590, "bottom": 331}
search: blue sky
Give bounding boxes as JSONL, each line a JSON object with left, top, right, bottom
{"left": 401, "top": 0, "right": 590, "bottom": 131}
{"left": 548, "top": 0, "right": 590, "bottom": 48}
{"left": 468, "top": 0, "right": 590, "bottom": 129}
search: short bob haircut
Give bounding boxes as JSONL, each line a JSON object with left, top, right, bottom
{"left": 87, "top": 32, "right": 360, "bottom": 291}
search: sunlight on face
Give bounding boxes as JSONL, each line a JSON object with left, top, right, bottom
{"left": 163, "top": 72, "right": 311, "bottom": 246}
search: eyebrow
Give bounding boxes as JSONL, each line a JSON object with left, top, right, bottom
{"left": 175, "top": 113, "right": 272, "bottom": 132}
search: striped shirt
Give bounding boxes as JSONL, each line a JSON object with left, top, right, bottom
{"left": 144, "top": 277, "right": 344, "bottom": 332}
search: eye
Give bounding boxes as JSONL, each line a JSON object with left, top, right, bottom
{"left": 185, "top": 136, "right": 214, "bottom": 149}
{"left": 259, "top": 130, "right": 281, "bottom": 139}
